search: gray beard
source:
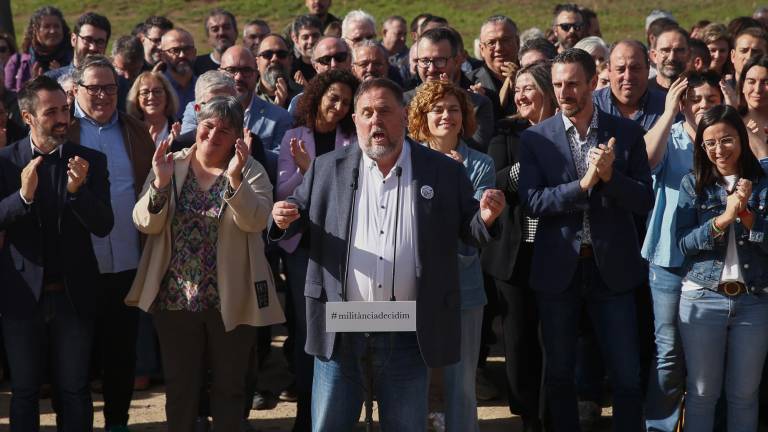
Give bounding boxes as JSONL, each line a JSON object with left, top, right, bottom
{"left": 363, "top": 137, "right": 398, "bottom": 160}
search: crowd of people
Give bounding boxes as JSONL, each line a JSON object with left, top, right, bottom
{"left": 2, "top": 1, "right": 768, "bottom": 431}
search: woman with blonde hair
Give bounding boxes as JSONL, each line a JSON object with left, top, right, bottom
{"left": 126, "top": 71, "right": 180, "bottom": 147}
{"left": 408, "top": 79, "right": 494, "bottom": 432}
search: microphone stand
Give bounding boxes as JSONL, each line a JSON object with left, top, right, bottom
{"left": 342, "top": 167, "right": 360, "bottom": 302}
{"left": 364, "top": 166, "right": 403, "bottom": 432}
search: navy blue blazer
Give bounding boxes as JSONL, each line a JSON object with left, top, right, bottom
{"left": 0, "top": 138, "right": 113, "bottom": 318}
{"left": 518, "top": 109, "right": 653, "bottom": 293}
{"left": 268, "top": 141, "right": 500, "bottom": 367}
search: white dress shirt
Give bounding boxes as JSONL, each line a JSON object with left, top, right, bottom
{"left": 347, "top": 141, "right": 418, "bottom": 302}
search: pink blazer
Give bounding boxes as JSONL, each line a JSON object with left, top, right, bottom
{"left": 276, "top": 126, "right": 356, "bottom": 252}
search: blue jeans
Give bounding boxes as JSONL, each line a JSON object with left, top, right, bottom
{"left": 2, "top": 291, "right": 94, "bottom": 432}
{"left": 679, "top": 289, "right": 768, "bottom": 432}
{"left": 536, "top": 257, "right": 642, "bottom": 432}
{"left": 645, "top": 264, "right": 685, "bottom": 431}
{"left": 311, "top": 332, "right": 428, "bottom": 432}
{"left": 286, "top": 247, "right": 313, "bottom": 431}
{"left": 444, "top": 306, "right": 483, "bottom": 432}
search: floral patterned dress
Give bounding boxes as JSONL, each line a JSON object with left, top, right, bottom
{"left": 155, "top": 170, "right": 229, "bottom": 312}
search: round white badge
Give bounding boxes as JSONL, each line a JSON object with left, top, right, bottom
{"left": 420, "top": 185, "right": 434, "bottom": 200}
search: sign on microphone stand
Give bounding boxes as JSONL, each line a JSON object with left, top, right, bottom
{"left": 326, "top": 301, "right": 417, "bottom": 332}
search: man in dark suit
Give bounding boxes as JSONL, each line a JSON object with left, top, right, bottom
{"left": 269, "top": 78, "right": 504, "bottom": 431}
{"left": 518, "top": 49, "right": 653, "bottom": 431}
{"left": 0, "top": 76, "right": 113, "bottom": 431}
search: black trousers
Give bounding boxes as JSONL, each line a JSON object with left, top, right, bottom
{"left": 494, "top": 243, "right": 544, "bottom": 422}
{"left": 94, "top": 270, "right": 138, "bottom": 428}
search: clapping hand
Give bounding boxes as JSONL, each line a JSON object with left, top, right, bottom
{"left": 590, "top": 138, "right": 616, "bottom": 182}
{"left": 152, "top": 135, "right": 174, "bottom": 189}
{"left": 289, "top": 137, "right": 311, "bottom": 174}
{"left": 666, "top": 77, "right": 687, "bottom": 116}
{"left": 20, "top": 156, "right": 42, "bottom": 202}
{"left": 479, "top": 188, "right": 505, "bottom": 227}
{"left": 226, "top": 138, "right": 249, "bottom": 190}
{"left": 66, "top": 156, "right": 89, "bottom": 194}
{"left": 275, "top": 77, "right": 289, "bottom": 107}
{"left": 272, "top": 201, "right": 300, "bottom": 229}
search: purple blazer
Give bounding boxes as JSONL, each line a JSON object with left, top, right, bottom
{"left": 276, "top": 125, "right": 356, "bottom": 253}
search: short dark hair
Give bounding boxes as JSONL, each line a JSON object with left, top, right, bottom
{"left": 608, "top": 39, "right": 649, "bottom": 68}
{"left": 553, "top": 3, "right": 583, "bottom": 22}
{"left": 384, "top": 16, "right": 407, "bottom": 28}
{"left": 728, "top": 16, "right": 764, "bottom": 39}
{"left": 410, "top": 13, "right": 432, "bottom": 35}
{"left": 654, "top": 27, "right": 690, "bottom": 49}
{"left": 18, "top": 75, "right": 65, "bottom": 114}
{"left": 72, "top": 55, "right": 118, "bottom": 86}
{"left": 205, "top": 8, "right": 237, "bottom": 36}
{"left": 693, "top": 105, "right": 764, "bottom": 194}
{"left": 296, "top": 69, "right": 359, "bottom": 135}
{"left": 418, "top": 16, "right": 448, "bottom": 35}
{"left": 688, "top": 39, "right": 711, "bottom": 69}
{"left": 738, "top": 54, "right": 768, "bottom": 114}
{"left": 112, "top": 35, "right": 144, "bottom": 64}
{"left": 418, "top": 27, "right": 459, "bottom": 57}
{"left": 145, "top": 15, "right": 174, "bottom": 32}
{"left": 354, "top": 77, "right": 404, "bottom": 108}
{"left": 553, "top": 48, "right": 596, "bottom": 80}
{"left": 246, "top": 19, "right": 270, "bottom": 29}
{"left": 74, "top": 12, "right": 112, "bottom": 41}
{"left": 520, "top": 37, "right": 557, "bottom": 62}
{"left": 580, "top": 7, "right": 597, "bottom": 22}
{"left": 292, "top": 15, "right": 322, "bottom": 36}
{"left": 735, "top": 26, "right": 768, "bottom": 45}
{"left": 686, "top": 71, "right": 723, "bottom": 99}
{"left": 647, "top": 17, "right": 678, "bottom": 43}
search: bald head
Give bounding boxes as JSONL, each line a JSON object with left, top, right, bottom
{"left": 220, "top": 45, "right": 258, "bottom": 103}
{"left": 160, "top": 29, "right": 197, "bottom": 76}
{"left": 311, "top": 36, "right": 351, "bottom": 73}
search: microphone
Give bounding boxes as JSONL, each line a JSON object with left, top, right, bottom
{"left": 342, "top": 167, "right": 361, "bottom": 302}
{"left": 390, "top": 166, "right": 403, "bottom": 302}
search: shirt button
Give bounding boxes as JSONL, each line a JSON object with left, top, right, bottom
{"left": 379, "top": 256, "right": 383, "bottom": 260}
{"left": 381, "top": 205, "right": 385, "bottom": 209}
{"left": 377, "top": 284, "right": 382, "bottom": 288}
{"left": 739, "top": 240, "right": 745, "bottom": 246}
{"left": 744, "top": 263, "right": 750, "bottom": 269}
{"left": 380, "top": 230, "right": 384, "bottom": 234}
{"left": 700, "top": 204, "right": 706, "bottom": 209}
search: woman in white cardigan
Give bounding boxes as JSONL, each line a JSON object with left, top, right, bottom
{"left": 126, "top": 96, "right": 284, "bottom": 432}
{"left": 276, "top": 69, "right": 359, "bottom": 430}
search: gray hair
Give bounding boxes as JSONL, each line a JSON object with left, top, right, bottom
{"left": 341, "top": 10, "right": 376, "bottom": 39}
{"left": 111, "top": 35, "right": 144, "bottom": 65}
{"left": 520, "top": 27, "right": 545, "bottom": 45}
{"left": 197, "top": 95, "right": 244, "bottom": 137}
{"left": 574, "top": 36, "right": 609, "bottom": 58}
{"left": 352, "top": 39, "right": 387, "bottom": 62}
{"left": 194, "top": 70, "right": 235, "bottom": 101}
{"left": 481, "top": 15, "right": 519, "bottom": 36}
{"left": 72, "top": 55, "right": 118, "bottom": 86}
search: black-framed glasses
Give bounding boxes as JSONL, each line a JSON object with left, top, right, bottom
{"left": 138, "top": 88, "right": 165, "bottom": 98}
{"left": 314, "top": 52, "right": 349, "bottom": 66}
{"left": 76, "top": 33, "right": 107, "bottom": 48}
{"left": 417, "top": 57, "right": 449, "bottom": 68}
{"left": 557, "top": 23, "right": 583, "bottom": 32}
{"left": 163, "top": 45, "right": 195, "bottom": 56}
{"left": 702, "top": 136, "right": 736, "bottom": 150}
{"left": 78, "top": 83, "right": 118, "bottom": 96}
{"left": 257, "top": 49, "right": 290, "bottom": 60}
{"left": 220, "top": 66, "right": 256, "bottom": 77}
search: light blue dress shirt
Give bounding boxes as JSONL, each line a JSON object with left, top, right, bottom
{"left": 642, "top": 121, "right": 693, "bottom": 268}
{"left": 74, "top": 102, "right": 140, "bottom": 273}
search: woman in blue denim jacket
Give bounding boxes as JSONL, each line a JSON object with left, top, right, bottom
{"left": 675, "top": 105, "right": 768, "bottom": 432}
{"left": 408, "top": 80, "right": 495, "bottom": 432}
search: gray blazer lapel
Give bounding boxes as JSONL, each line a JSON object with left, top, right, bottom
{"left": 335, "top": 146, "right": 362, "bottom": 241}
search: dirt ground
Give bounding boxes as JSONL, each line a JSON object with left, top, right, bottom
{"left": 0, "top": 330, "right": 615, "bottom": 432}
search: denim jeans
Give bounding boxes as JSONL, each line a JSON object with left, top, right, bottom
{"left": 286, "top": 247, "right": 313, "bottom": 432}
{"left": 536, "top": 257, "right": 642, "bottom": 432}
{"left": 679, "top": 289, "right": 768, "bottom": 432}
{"left": 311, "top": 332, "right": 428, "bottom": 432}
{"left": 2, "top": 291, "right": 94, "bottom": 432}
{"left": 443, "top": 306, "right": 483, "bottom": 432}
{"left": 645, "top": 264, "right": 685, "bottom": 431}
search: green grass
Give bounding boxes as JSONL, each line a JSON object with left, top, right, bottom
{"left": 8, "top": 0, "right": 759, "bottom": 54}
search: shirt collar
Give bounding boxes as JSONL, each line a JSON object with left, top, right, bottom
{"left": 561, "top": 105, "right": 599, "bottom": 136}
{"left": 29, "top": 135, "right": 64, "bottom": 157}
{"left": 609, "top": 87, "right": 650, "bottom": 116}
{"left": 73, "top": 100, "right": 118, "bottom": 128}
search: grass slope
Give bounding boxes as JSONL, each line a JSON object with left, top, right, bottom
{"left": 9, "top": 0, "right": 758, "bottom": 55}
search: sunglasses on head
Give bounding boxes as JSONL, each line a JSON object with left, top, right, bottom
{"left": 314, "top": 52, "right": 349, "bottom": 66}
{"left": 258, "top": 49, "right": 290, "bottom": 60}
{"left": 557, "top": 23, "right": 583, "bottom": 32}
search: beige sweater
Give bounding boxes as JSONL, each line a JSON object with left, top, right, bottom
{"left": 125, "top": 146, "right": 285, "bottom": 331}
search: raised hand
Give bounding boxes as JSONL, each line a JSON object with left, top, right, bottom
{"left": 469, "top": 82, "right": 486, "bottom": 96}
{"left": 243, "top": 128, "right": 253, "bottom": 154}
{"left": 152, "top": 136, "right": 174, "bottom": 189}
{"left": 294, "top": 70, "right": 307, "bottom": 87}
{"left": 448, "top": 149, "right": 464, "bottom": 163}
{"left": 272, "top": 201, "right": 300, "bottom": 229}
{"left": 20, "top": 156, "right": 42, "bottom": 202}
{"left": 66, "top": 156, "right": 89, "bottom": 194}
{"left": 226, "top": 137, "right": 249, "bottom": 190}
{"left": 591, "top": 138, "right": 616, "bottom": 182}
{"left": 665, "top": 77, "right": 687, "bottom": 116}
{"left": 289, "top": 137, "right": 311, "bottom": 174}
{"left": 479, "top": 188, "right": 506, "bottom": 227}
{"left": 499, "top": 61, "right": 519, "bottom": 78}
{"left": 720, "top": 78, "right": 739, "bottom": 108}
{"left": 275, "top": 77, "right": 289, "bottom": 107}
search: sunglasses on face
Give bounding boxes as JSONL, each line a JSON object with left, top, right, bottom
{"left": 557, "top": 23, "right": 583, "bottom": 32}
{"left": 314, "top": 52, "right": 349, "bottom": 66}
{"left": 258, "top": 49, "right": 290, "bottom": 60}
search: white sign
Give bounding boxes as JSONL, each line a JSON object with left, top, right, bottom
{"left": 326, "top": 301, "right": 417, "bottom": 332}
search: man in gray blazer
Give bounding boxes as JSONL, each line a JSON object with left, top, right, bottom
{"left": 269, "top": 77, "right": 504, "bottom": 432}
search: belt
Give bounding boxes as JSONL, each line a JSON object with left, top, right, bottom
{"left": 579, "top": 245, "right": 593, "bottom": 258}
{"left": 717, "top": 281, "right": 746, "bottom": 297}
{"left": 43, "top": 282, "right": 65, "bottom": 292}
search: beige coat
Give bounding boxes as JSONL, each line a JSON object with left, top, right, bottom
{"left": 125, "top": 146, "right": 285, "bottom": 331}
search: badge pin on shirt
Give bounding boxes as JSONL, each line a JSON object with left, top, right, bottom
{"left": 420, "top": 185, "right": 434, "bottom": 200}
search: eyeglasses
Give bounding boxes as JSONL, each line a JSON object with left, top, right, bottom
{"left": 163, "top": 45, "right": 195, "bottom": 56}
{"left": 314, "top": 52, "right": 349, "bottom": 66}
{"left": 78, "top": 83, "right": 118, "bottom": 96}
{"left": 481, "top": 37, "right": 516, "bottom": 49}
{"left": 139, "top": 88, "right": 165, "bottom": 98}
{"left": 702, "top": 136, "right": 736, "bottom": 150}
{"left": 257, "top": 49, "right": 290, "bottom": 60}
{"left": 556, "top": 23, "right": 583, "bottom": 33}
{"left": 76, "top": 34, "right": 107, "bottom": 48}
{"left": 221, "top": 66, "right": 256, "bottom": 76}
{"left": 417, "top": 57, "right": 450, "bottom": 68}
